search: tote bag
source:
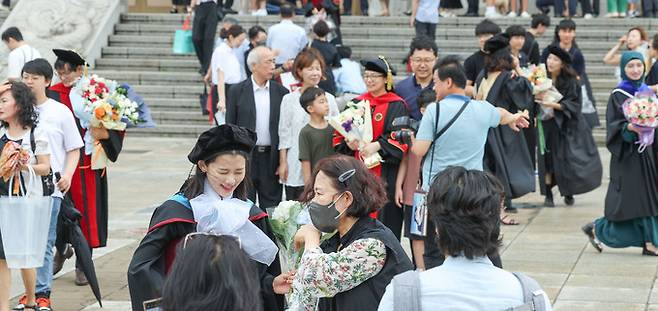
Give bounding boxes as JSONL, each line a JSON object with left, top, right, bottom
{"left": 0, "top": 166, "right": 53, "bottom": 268}
{"left": 172, "top": 17, "right": 194, "bottom": 55}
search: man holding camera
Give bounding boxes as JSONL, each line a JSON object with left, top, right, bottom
{"left": 410, "top": 56, "right": 529, "bottom": 269}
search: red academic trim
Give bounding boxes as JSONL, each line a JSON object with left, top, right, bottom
{"left": 249, "top": 212, "right": 268, "bottom": 222}
{"left": 148, "top": 218, "right": 197, "bottom": 233}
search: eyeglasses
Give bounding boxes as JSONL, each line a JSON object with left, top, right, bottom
{"left": 182, "top": 232, "right": 242, "bottom": 250}
{"left": 411, "top": 58, "right": 436, "bottom": 64}
{"left": 363, "top": 74, "right": 384, "bottom": 80}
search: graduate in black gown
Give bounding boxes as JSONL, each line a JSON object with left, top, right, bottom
{"left": 474, "top": 34, "right": 535, "bottom": 222}
{"left": 332, "top": 56, "right": 409, "bottom": 241}
{"left": 127, "top": 124, "right": 292, "bottom": 311}
{"left": 583, "top": 52, "right": 658, "bottom": 257}
{"left": 536, "top": 45, "right": 602, "bottom": 207}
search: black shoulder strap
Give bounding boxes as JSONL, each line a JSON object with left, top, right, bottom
{"left": 29, "top": 126, "right": 36, "bottom": 153}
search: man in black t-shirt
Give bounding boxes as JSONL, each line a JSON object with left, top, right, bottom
{"left": 521, "top": 14, "right": 550, "bottom": 66}
{"left": 463, "top": 19, "right": 501, "bottom": 97}
{"left": 647, "top": 35, "right": 658, "bottom": 92}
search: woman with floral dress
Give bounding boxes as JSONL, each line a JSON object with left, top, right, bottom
{"left": 290, "top": 155, "right": 413, "bottom": 311}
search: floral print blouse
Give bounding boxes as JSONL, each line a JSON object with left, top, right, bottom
{"left": 288, "top": 238, "right": 387, "bottom": 311}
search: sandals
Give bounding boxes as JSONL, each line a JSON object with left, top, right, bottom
{"left": 23, "top": 306, "right": 37, "bottom": 310}
{"left": 581, "top": 222, "right": 603, "bottom": 252}
{"left": 501, "top": 214, "right": 520, "bottom": 225}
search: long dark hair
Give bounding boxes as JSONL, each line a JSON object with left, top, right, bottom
{"left": 0, "top": 81, "right": 37, "bottom": 129}
{"left": 182, "top": 150, "right": 251, "bottom": 200}
{"left": 427, "top": 166, "right": 504, "bottom": 260}
{"left": 161, "top": 235, "right": 262, "bottom": 311}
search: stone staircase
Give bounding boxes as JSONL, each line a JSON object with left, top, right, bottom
{"left": 95, "top": 13, "right": 658, "bottom": 141}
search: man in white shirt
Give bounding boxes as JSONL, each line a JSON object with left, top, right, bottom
{"left": 19, "top": 59, "right": 83, "bottom": 311}
{"left": 226, "top": 46, "right": 289, "bottom": 209}
{"left": 267, "top": 3, "right": 308, "bottom": 66}
{"left": 2, "top": 27, "right": 41, "bottom": 80}
{"left": 378, "top": 167, "right": 552, "bottom": 311}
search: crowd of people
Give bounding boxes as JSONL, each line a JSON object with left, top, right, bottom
{"left": 3, "top": 1, "right": 658, "bottom": 311}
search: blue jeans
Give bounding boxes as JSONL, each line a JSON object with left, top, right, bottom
{"left": 36, "top": 197, "right": 62, "bottom": 295}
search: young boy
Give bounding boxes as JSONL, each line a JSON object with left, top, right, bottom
{"left": 298, "top": 87, "right": 334, "bottom": 184}
{"left": 463, "top": 19, "right": 501, "bottom": 97}
{"left": 19, "top": 58, "right": 83, "bottom": 311}
{"left": 396, "top": 87, "right": 436, "bottom": 271}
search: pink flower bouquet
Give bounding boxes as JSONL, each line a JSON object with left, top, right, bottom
{"left": 622, "top": 91, "right": 658, "bottom": 153}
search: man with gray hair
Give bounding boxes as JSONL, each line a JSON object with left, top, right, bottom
{"left": 226, "top": 46, "right": 289, "bottom": 209}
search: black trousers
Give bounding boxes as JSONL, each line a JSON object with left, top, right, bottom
{"left": 378, "top": 201, "right": 404, "bottom": 241}
{"left": 343, "top": 0, "right": 369, "bottom": 14}
{"left": 249, "top": 147, "right": 282, "bottom": 210}
{"left": 219, "top": 0, "right": 233, "bottom": 9}
{"left": 414, "top": 21, "right": 437, "bottom": 40}
{"left": 192, "top": 2, "right": 219, "bottom": 74}
{"left": 285, "top": 186, "right": 304, "bottom": 201}
{"left": 423, "top": 220, "right": 503, "bottom": 269}
{"left": 1, "top": 0, "right": 8, "bottom": 7}
{"left": 466, "top": 0, "right": 479, "bottom": 14}
{"left": 579, "top": 0, "right": 600, "bottom": 14}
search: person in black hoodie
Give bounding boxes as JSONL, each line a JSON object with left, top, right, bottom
{"left": 290, "top": 155, "right": 413, "bottom": 311}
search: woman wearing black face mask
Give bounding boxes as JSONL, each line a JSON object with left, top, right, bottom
{"left": 289, "top": 155, "right": 413, "bottom": 311}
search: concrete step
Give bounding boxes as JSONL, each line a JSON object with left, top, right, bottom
{"left": 130, "top": 84, "right": 203, "bottom": 98}
{"left": 150, "top": 110, "right": 209, "bottom": 124}
{"left": 95, "top": 58, "right": 199, "bottom": 72}
{"left": 94, "top": 70, "right": 202, "bottom": 84}
{"left": 128, "top": 124, "right": 211, "bottom": 137}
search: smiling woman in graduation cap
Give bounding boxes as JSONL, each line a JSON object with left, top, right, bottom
{"left": 127, "top": 124, "right": 292, "bottom": 311}
{"left": 332, "top": 56, "right": 410, "bottom": 241}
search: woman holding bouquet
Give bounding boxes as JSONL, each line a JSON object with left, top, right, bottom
{"left": 278, "top": 48, "right": 339, "bottom": 200}
{"left": 128, "top": 124, "right": 293, "bottom": 311}
{"left": 290, "top": 155, "right": 413, "bottom": 310}
{"left": 582, "top": 52, "right": 658, "bottom": 256}
{"left": 0, "top": 82, "right": 51, "bottom": 311}
{"left": 332, "top": 56, "right": 409, "bottom": 240}
{"left": 536, "top": 45, "right": 602, "bottom": 207}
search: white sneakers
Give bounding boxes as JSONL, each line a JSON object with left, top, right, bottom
{"left": 505, "top": 11, "right": 530, "bottom": 17}
{"left": 251, "top": 8, "right": 267, "bottom": 16}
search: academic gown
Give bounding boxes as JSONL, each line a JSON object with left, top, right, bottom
{"left": 537, "top": 75, "right": 602, "bottom": 196}
{"left": 126, "top": 193, "right": 285, "bottom": 311}
{"left": 475, "top": 71, "right": 536, "bottom": 201}
{"left": 49, "top": 82, "right": 124, "bottom": 248}
{"left": 333, "top": 92, "right": 409, "bottom": 240}
{"left": 603, "top": 90, "right": 658, "bottom": 222}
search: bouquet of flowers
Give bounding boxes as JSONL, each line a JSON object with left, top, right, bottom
{"left": 521, "top": 64, "right": 552, "bottom": 95}
{"left": 328, "top": 100, "right": 382, "bottom": 168}
{"left": 622, "top": 91, "right": 658, "bottom": 153}
{"left": 269, "top": 201, "right": 307, "bottom": 272}
{"left": 75, "top": 74, "right": 141, "bottom": 169}
{"left": 0, "top": 141, "right": 30, "bottom": 195}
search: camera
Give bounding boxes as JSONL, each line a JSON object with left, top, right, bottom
{"left": 390, "top": 116, "right": 419, "bottom": 145}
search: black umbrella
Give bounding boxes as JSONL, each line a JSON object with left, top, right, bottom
{"left": 55, "top": 189, "right": 103, "bottom": 307}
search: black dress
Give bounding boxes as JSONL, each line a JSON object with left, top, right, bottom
{"left": 475, "top": 71, "right": 536, "bottom": 205}
{"left": 537, "top": 75, "right": 602, "bottom": 197}
{"left": 127, "top": 193, "right": 285, "bottom": 311}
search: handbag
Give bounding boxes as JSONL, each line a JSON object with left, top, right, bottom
{"left": 411, "top": 100, "right": 470, "bottom": 237}
{"left": 172, "top": 17, "right": 195, "bottom": 55}
{"left": 0, "top": 165, "right": 53, "bottom": 268}
{"left": 199, "top": 84, "right": 209, "bottom": 116}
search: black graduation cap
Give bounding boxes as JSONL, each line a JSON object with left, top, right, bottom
{"left": 547, "top": 45, "right": 572, "bottom": 64}
{"left": 483, "top": 33, "right": 510, "bottom": 55}
{"left": 53, "top": 49, "right": 87, "bottom": 67}
{"left": 187, "top": 124, "right": 257, "bottom": 163}
{"left": 360, "top": 56, "right": 396, "bottom": 91}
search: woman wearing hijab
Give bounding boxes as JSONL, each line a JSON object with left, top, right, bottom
{"left": 537, "top": 45, "right": 602, "bottom": 207}
{"left": 290, "top": 155, "right": 413, "bottom": 310}
{"left": 127, "top": 124, "right": 293, "bottom": 311}
{"left": 332, "top": 56, "right": 409, "bottom": 240}
{"left": 582, "top": 51, "right": 658, "bottom": 257}
{"left": 474, "top": 33, "right": 534, "bottom": 225}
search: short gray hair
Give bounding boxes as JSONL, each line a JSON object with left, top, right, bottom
{"left": 247, "top": 46, "right": 270, "bottom": 71}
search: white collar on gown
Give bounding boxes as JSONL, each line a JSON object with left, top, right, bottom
{"left": 189, "top": 180, "right": 278, "bottom": 266}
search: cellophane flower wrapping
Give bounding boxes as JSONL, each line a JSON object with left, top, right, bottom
{"left": 269, "top": 201, "right": 306, "bottom": 272}
{"left": 77, "top": 75, "right": 141, "bottom": 131}
{"left": 327, "top": 100, "right": 382, "bottom": 168}
{"left": 521, "top": 64, "right": 553, "bottom": 95}
{"left": 622, "top": 91, "right": 658, "bottom": 152}
{"left": 0, "top": 141, "right": 30, "bottom": 195}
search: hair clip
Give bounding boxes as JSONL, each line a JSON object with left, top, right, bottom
{"left": 338, "top": 169, "right": 356, "bottom": 184}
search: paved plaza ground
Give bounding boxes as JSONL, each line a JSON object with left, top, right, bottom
{"left": 9, "top": 136, "right": 658, "bottom": 310}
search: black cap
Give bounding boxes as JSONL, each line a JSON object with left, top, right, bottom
{"left": 360, "top": 57, "right": 396, "bottom": 76}
{"left": 483, "top": 33, "right": 510, "bottom": 55}
{"left": 547, "top": 45, "right": 572, "bottom": 64}
{"left": 187, "top": 124, "right": 257, "bottom": 163}
{"left": 52, "top": 49, "right": 87, "bottom": 67}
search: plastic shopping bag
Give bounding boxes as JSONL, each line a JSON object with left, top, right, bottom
{"left": 0, "top": 166, "right": 53, "bottom": 268}
{"left": 173, "top": 17, "right": 194, "bottom": 54}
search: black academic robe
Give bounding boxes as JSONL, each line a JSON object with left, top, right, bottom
{"left": 476, "top": 71, "right": 536, "bottom": 201}
{"left": 604, "top": 91, "right": 658, "bottom": 221}
{"left": 333, "top": 93, "right": 409, "bottom": 240}
{"left": 127, "top": 193, "right": 285, "bottom": 311}
{"left": 537, "top": 75, "right": 602, "bottom": 196}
